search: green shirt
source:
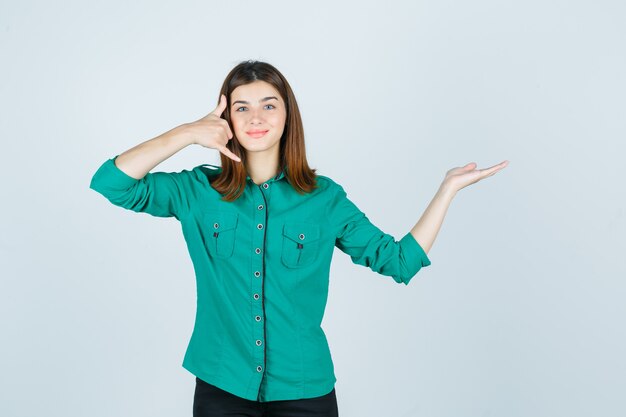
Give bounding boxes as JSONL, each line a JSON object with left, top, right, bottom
{"left": 89, "top": 155, "right": 431, "bottom": 402}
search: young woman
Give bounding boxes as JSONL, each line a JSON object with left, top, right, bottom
{"left": 90, "top": 60, "right": 508, "bottom": 417}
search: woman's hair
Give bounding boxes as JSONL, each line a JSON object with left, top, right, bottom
{"left": 210, "top": 60, "right": 318, "bottom": 201}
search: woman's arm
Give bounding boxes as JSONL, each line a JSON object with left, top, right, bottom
{"left": 89, "top": 94, "right": 241, "bottom": 218}
{"left": 410, "top": 160, "right": 509, "bottom": 254}
{"left": 113, "top": 125, "right": 194, "bottom": 179}
{"left": 89, "top": 127, "right": 195, "bottom": 219}
{"left": 112, "top": 93, "right": 240, "bottom": 179}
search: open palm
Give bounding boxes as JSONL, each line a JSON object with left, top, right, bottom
{"left": 443, "top": 160, "right": 509, "bottom": 192}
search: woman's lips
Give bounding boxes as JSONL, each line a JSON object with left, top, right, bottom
{"left": 246, "top": 130, "right": 269, "bottom": 138}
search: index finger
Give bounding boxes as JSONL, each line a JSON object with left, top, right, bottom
{"left": 480, "top": 160, "right": 509, "bottom": 177}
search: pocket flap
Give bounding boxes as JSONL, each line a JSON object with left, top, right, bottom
{"left": 204, "top": 210, "right": 238, "bottom": 232}
{"left": 282, "top": 222, "right": 320, "bottom": 244}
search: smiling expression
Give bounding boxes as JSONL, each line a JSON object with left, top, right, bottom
{"left": 230, "top": 80, "right": 287, "bottom": 156}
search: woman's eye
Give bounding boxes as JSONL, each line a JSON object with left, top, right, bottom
{"left": 235, "top": 104, "right": 275, "bottom": 112}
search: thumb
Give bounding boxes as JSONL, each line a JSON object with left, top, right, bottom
{"left": 211, "top": 94, "right": 228, "bottom": 117}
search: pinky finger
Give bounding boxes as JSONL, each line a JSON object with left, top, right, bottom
{"left": 220, "top": 147, "right": 242, "bottom": 162}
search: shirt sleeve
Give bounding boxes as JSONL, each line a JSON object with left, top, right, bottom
{"left": 327, "top": 182, "right": 431, "bottom": 285}
{"left": 89, "top": 155, "right": 191, "bottom": 220}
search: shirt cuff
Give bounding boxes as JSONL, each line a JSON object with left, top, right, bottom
{"left": 399, "top": 231, "right": 432, "bottom": 281}
{"left": 90, "top": 155, "right": 141, "bottom": 191}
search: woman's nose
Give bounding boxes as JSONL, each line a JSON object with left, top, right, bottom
{"left": 247, "top": 108, "right": 265, "bottom": 123}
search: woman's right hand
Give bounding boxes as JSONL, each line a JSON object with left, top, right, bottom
{"left": 184, "top": 94, "right": 241, "bottom": 162}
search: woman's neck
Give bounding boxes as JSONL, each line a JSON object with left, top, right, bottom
{"left": 246, "top": 152, "right": 280, "bottom": 185}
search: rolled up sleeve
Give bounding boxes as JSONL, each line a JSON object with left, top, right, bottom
{"left": 327, "top": 183, "right": 431, "bottom": 285}
{"left": 89, "top": 155, "right": 190, "bottom": 220}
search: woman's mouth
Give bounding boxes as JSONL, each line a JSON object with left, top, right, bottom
{"left": 246, "top": 130, "right": 269, "bottom": 139}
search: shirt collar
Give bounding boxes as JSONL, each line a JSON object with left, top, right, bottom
{"left": 200, "top": 164, "right": 286, "bottom": 183}
{"left": 246, "top": 166, "right": 287, "bottom": 183}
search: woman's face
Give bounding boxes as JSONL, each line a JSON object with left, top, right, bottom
{"left": 229, "top": 80, "right": 287, "bottom": 157}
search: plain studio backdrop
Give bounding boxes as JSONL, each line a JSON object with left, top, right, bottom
{"left": 1, "top": 1, "right": 624, "bottom": 416}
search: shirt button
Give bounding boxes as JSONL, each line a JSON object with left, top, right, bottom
{"left": 213, "top": 222, "right": 219, "bottom": 229}
{"left": 255, "top": 248, "right": 261, "bottom": 254}
{"left": 257, "top": 204, "right": 264, "bottom": 210}
{"left": 253, "top": 293, "right": 260, "bottom": 300}
{"left": 255, "top": 315, "right": 261, "bottom": 321}
{"left": 299, "top": 233, "right": 305, "bottom": 240}
{"left": 256, "top": 340, "right": 262, "bottom": 346}
{"left": 257, "top": 224, "right": 263, "bottom": 230}
{"left": 254, "top": 271, "right": 261, "bottom": 277}
{"left": 262, "top": 183, "right": 269, "bottom": 189}
{"left": 257, "top": 366, "right": 263, "bottom": 372}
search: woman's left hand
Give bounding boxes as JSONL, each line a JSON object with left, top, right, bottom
{"left": 441, "top": 160, "right": 509, "bottom": 193}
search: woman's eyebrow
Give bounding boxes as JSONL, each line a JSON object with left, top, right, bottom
{"left": 232, "top": 96, "right": 278, "bottom": 106}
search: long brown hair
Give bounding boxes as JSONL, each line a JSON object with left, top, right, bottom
{"left": 210, "top": 60, "right": 318, "bottom": 202}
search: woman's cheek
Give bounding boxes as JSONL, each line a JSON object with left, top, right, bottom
{"left": 231, "top": 119, "right": 243, "bottom": 136}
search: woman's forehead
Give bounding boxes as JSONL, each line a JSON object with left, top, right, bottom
{"left": 232, "top": 81, "right": 280, "bottom": 100}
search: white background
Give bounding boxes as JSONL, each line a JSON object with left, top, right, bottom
{"left": 1, "top": 1, "right": 624, "bottom": 416}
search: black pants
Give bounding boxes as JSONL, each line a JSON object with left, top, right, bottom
{"left": 193, "top": 377, "right": 339, "bottom": 417}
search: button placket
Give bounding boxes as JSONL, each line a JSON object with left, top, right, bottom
{"left": 252, "top": 184, "right": 269, "bottom": 387}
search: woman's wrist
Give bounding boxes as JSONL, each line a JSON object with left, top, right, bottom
{"left": 437, "top": 181, "right": 457, "bottom": 200}
{"left": 170, "top": 123, "right": 196, "bottom": 146}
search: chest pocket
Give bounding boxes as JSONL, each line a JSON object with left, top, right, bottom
{"left": 203, "top": 210, "right": 239, "bottom": 259}
{"left": 281, "top": 222, "right": 321, "bottom": 268}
